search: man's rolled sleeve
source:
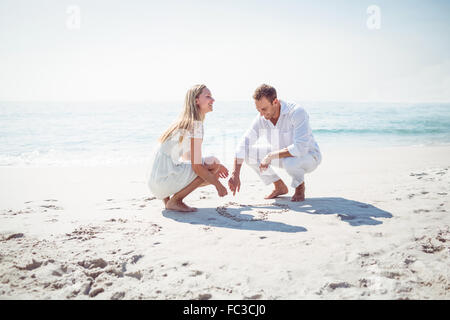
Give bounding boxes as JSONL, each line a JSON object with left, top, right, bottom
{"left": 235, "top": 138, "right": 247, "bottom": 160}
{"left": 235, "top": 116, "right": 261, "bottom": 159}
{"left": 286, "top": 108, "right": 310, "bottom": 158}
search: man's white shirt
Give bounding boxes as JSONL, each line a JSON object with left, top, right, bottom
{"left": 235, "top": 100, "right": 321, "bottom": 163}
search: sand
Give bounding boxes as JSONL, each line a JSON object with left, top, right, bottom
{"left": 0, "top": 145, "right": 449, "bottom": 300}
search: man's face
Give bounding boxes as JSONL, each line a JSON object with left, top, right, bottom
{"left": 255, "top": 97, "right": 277, "bottom": 120}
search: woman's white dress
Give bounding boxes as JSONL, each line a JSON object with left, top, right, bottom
{"left": 148, "top": 125, "right": 203, "bottom": 199}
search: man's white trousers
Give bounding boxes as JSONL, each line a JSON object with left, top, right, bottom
{"left": 243, "top": 146, "right": 320, "bottom": 188}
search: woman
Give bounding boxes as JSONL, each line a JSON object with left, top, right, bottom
{"left": 148, "top": 84, "right": 229, "bottom": 212}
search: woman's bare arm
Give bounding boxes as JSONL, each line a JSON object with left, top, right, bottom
{"left": 190, "top": 137, "right": 222, "bottom": 187}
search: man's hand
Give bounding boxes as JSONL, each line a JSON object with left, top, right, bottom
{"left": 259, "top": 152, "right": 273, "bottom": 172}
{"left": 228, "top": 173, "right": 241, "bottom": 196}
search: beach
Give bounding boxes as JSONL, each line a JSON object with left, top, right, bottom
{"left": 2, "top": 0, "right": 450, "bottom": 303}
{"left": 1, "top": 144, "right": 449, "bottom": 299}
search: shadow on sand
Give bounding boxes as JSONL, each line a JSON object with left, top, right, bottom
{"left": 273, "top": 196, "right": 393, "bottom": 226}
{"left": 162, "top": 197, "right": 393, "bottom": 232}
{"left": 162, "top": 205, "right": 307, "bottom": 233}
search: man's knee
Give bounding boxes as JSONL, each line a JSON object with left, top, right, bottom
{"left": 283, "top": 157, "right": 300, "bottom": 172}
{"left": 283, "top": 154, "right": 317, "bottom": 174}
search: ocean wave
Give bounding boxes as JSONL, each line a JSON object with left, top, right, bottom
{"left": 0, "top": 149, "right": 153, "bottom": 167}
{"left": 313, "top": 128, "right": 450, "bottom": 135}
{"left": 1, "top": 101, "right": 450, "bottom": 167}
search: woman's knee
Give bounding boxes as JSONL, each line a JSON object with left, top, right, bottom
{"left": 204, "top": 156, "right": 220, "bottom": 171}
{"left": 204, "top": 156, "right": 219, "bottom": 166}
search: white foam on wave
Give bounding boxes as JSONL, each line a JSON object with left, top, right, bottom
{"left": 0, "top": 149, "right": 153, "bottom": 168}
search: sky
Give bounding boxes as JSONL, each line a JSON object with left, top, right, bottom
{"left": 1, "top": 0, "right": 449, "bottom": 102}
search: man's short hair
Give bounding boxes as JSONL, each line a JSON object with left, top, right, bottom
{"left": 253, "top": 84, "right": 277, "bottom": 102}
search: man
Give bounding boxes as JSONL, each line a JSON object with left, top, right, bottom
{"left": 228, "top": 84, "right": 322, "bottom": 201}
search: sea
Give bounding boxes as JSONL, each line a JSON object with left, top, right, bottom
{"left": 1, "top": 101, "right": 449, "bottom": 167}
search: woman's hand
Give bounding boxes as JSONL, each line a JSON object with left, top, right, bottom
{"left": 216, "top": 164, "right": 229, "bottom": 179}
{"left": 216, "top": 183, "right": 228, "bottom": 197}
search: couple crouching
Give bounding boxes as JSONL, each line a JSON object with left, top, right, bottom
{"left": 148, "top": 84, "right": 322, "bottom": 212}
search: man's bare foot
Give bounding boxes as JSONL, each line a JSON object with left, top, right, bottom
{"left": 165, "top": 198, "right": 196, "bottom": 212}
{"left": 163, "top": 197, "right": 170, "bottom": 205}
{"left": 291, "top": 182, "right": 305, "bottom": 202}
{"left": 264, "top": 180, "right": 289, "bottom": 199}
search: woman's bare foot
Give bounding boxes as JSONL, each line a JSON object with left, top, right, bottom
{"left": 291, "top": 182, "right": 305, "bottom": 202}
{"left": 165, "top": 198, "right": 196, "bottom": 212}
{"left": 264, "top": 179, "right": 289, "bottom": 199}
{"left": 181, "top": 202, "right": 197, "bottom": 212}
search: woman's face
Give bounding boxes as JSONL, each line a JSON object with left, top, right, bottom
{"left": 196, "top": 87, "right": 215, "bottom": 115}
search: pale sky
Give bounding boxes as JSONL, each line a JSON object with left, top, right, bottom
{"left": 1, "top": 0, "right": 449, "bottom": 102}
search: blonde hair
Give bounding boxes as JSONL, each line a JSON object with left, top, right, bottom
{"left": 159, "top": 84, "right": 206, "bottom": 143}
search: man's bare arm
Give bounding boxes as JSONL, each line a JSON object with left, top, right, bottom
{"left": 228, "top": 157, "right": 244, "bottom": 195}
{"left": 268, "top": 148, "right": 293, "bottom": 160}
{"left": 259, "top": 148, "right": 293, "bottom": 171}
{"left": 232, "top": 157, "right": 244, "bottom": 175}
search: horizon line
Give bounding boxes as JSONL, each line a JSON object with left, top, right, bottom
{"left": 1, "top": 99, "right": 450, "bottom": 105}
